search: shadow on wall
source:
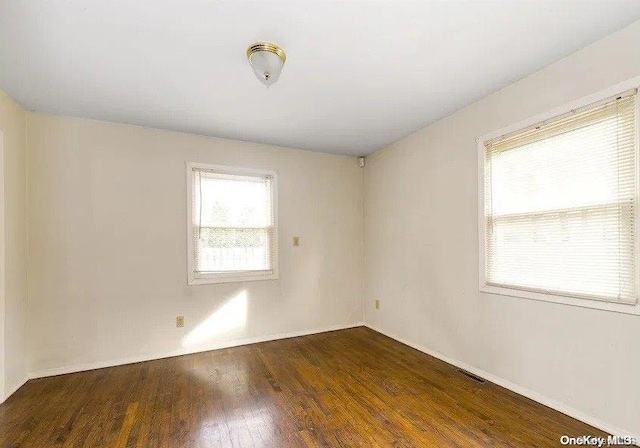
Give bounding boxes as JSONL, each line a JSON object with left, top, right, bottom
{"left": 182, "top": 290, "right": 248, "bottom": 348}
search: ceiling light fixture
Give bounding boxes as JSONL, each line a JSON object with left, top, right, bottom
{"left": 246, "top": 42, "right": 286, "bottom": 87}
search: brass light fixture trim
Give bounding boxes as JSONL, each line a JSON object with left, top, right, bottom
{"left": 246, "top": 42, "right": 286, "bottom": 64}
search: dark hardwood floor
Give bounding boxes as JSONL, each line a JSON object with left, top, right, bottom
{"left": 0, "top": 327, "right": 606, "bottom": 447}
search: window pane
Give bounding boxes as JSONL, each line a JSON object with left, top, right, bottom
{"left": 489, "top": 203, "right": 635, "bottom": 302}
{"left": 491, "top": 117, "right": 634, "bottom": 216}
{"left": 198, "top": 175, "right": 272, "bottom": 228}
{"left": 195, "top": 227, "right": 271, "bottom": 272}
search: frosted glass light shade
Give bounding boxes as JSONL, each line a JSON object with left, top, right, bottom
{"left": 246, "top": 42, "right": 286, "bottom": 87}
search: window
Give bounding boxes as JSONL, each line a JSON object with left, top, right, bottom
{"left": 187, "top": 163, "right": 278, "bottom": 284}
{"left": 479, "top": 87, "right": 639, "bottom": 312}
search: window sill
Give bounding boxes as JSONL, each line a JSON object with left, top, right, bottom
{"left": 189, "top": 271, "right": 278, "bottom": 285}
{"left": 480, "top": 284, "right": 640, "bottom": 316}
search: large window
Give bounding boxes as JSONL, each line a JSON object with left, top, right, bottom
{"left": 187, "top": 163, "right": 278, "bottom": 284}
{"left": 479, "top": 88, "right": 639, "bottom": 311}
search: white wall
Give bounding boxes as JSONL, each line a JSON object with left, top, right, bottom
{"left": 364, "top": 21, "right": 640, "bottom": 438}
{"left": 27, "top": 113, "right": 364, "bottom": 375}
{"left": 0, "top": 89, "right": 28, "bottom": 400}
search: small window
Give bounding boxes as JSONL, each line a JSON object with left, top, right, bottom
{"left": 479, "top": 89, "right": 638, "bottom": 309}
{"left": 187, "top": 163, "right": 278, "bottom": 285}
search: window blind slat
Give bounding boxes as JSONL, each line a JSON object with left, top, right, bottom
{"left": 484, "top": 94, "right": 637, "bottom": 304}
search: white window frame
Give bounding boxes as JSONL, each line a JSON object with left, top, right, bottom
{"left": 186, "top": 162, "right": 279, "bottom": 285}
{"left": 477, "top": 76, "right": 640, "bottom": 316}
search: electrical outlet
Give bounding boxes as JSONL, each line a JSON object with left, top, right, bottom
{"left": 375, "top": 299, "right": 380, "bottom": 310}
{"left": 176, "top": 316, "right": 185, "bottom": 328}
{"left": 293, "top": 236, "right": 300, "bottom": 246}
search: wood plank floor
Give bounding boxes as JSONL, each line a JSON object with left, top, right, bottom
{"left": 0, "top": 327, "right": 606, "bottom": 447}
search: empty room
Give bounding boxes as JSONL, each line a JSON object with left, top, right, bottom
{"left": 1, "top": 1, "right": 640, "bottom": 447}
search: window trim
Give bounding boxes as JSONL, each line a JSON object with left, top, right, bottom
{"left": 186, "top": 162, "right": 279, "bottom": 285}
{"left": 477, "top": 76, "right": 640, "bottom": 316}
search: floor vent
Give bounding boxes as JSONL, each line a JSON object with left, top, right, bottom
{"left": 458, "top": 369, "right": 486, "bottom": 384}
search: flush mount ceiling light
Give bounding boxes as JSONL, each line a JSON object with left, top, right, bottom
{"left": 246, "top": 42, "right": 286, "bottom": 87}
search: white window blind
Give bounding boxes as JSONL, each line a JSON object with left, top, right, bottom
{"left": 484, "top": 91, "right": 638, "bottom": 304}
{"left": 190, "top": 166, "right": 276, "bottom": 282}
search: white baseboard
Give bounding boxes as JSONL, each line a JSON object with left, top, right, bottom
{"left": 2, "top": 374, "right": 29, "bottom": 403}
{"left": 364, "top": 324, "right": 640, "bottom": 446}
{"left": 29, "top": 322, "right": 365, "bottom": 379}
